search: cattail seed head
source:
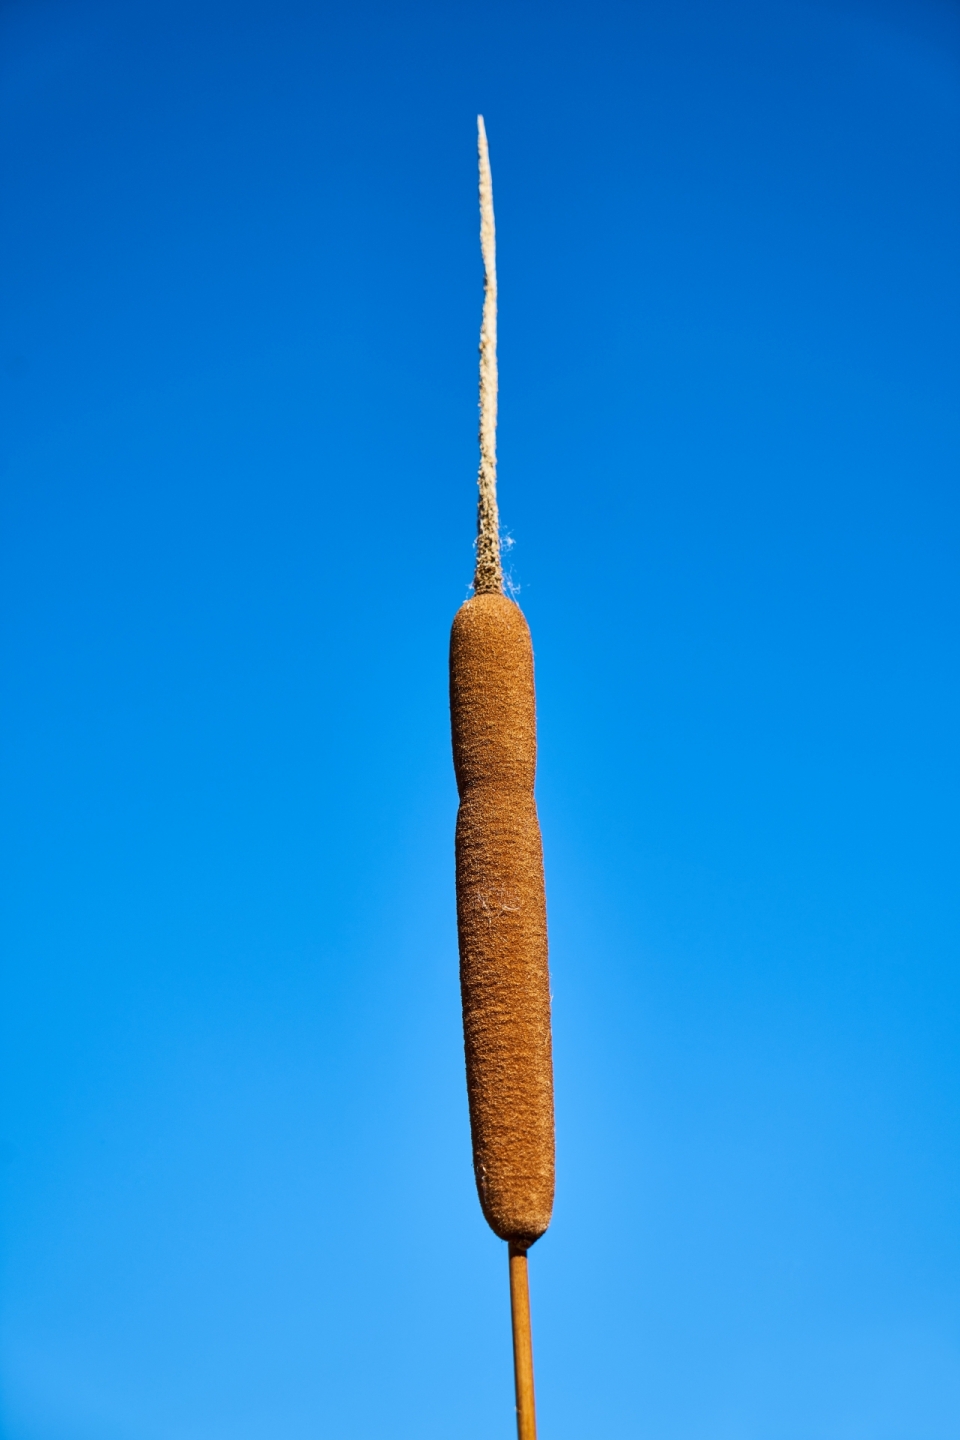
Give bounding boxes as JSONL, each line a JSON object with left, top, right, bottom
{"left": 451, "top": 593, "right": 555, "bottom": 1245}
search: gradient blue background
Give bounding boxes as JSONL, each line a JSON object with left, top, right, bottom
{"left": 2, "top": 1, "right": 959, "bottom": 1435}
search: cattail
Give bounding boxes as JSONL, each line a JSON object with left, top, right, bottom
{"left": 450, "top": 116, "right": 554, "bottom": 1440}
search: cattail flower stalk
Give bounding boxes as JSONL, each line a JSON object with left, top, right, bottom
{"left": 450, "top": 116, "right": 555, "bottom": 1440}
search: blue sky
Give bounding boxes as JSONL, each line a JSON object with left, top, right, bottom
{"left": 1, "top": 1, "right": 959, "bottom": 1436}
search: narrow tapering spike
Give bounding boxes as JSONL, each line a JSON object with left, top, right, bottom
{"left": 475, "top": 115, "right": 502, "bottom": 596}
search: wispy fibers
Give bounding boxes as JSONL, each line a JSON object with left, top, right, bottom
{"left": 474, "top": 114, "right": 503, "bottom": 597}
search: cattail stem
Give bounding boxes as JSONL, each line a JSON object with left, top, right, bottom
{"left": 509, "top": 1244, "right": 539, "bottom": 1440}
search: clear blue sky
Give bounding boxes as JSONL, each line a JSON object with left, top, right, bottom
{"left": 1, "top": 1, "right": 958, "bottom": 1436}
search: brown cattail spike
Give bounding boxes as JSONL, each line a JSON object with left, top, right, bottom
{"left": 450, "top": 593, "right": 555, "bottom": 1244}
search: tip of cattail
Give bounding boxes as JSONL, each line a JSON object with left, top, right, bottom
{"left": 475, "top": 114, "right": 502, "bottom": 596}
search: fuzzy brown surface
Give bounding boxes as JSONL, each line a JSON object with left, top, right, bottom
{"left": 450, "top": 594, "right": 555, "bottom": 1245}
